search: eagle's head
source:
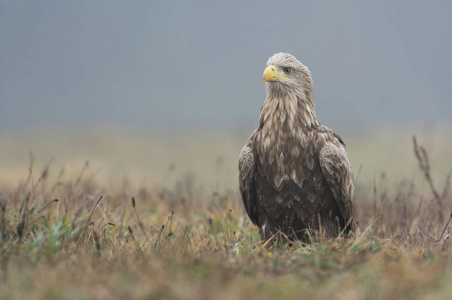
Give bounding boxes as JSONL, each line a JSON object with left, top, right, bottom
{"left": 263, "top": 53, "right": 312, "bottom": 99}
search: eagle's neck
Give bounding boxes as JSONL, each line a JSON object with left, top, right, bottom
{"left": 258, "top": 85, "right": 319, "bottom": 135}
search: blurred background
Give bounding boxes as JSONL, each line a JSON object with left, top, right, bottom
{"left": 1, "top": 1, "right": 451, "bottom": 191}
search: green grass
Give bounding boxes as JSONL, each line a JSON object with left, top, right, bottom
{"left": 0, "top": 129, "right": 451, "bottom": 299}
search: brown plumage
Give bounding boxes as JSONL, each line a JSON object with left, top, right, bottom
{"left": 238, "top": 53, "right": 355, "bottom": 242}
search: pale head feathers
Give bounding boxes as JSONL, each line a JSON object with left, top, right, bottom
{"left": 265, "top": 52, "right": 313, "bottom": 101}
{"left": 259, "top": 52, "right": 318, "bottom": 133}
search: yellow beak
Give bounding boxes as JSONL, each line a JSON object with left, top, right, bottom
{"left": 263, "top": 65, "right": 288, "bottom": 84}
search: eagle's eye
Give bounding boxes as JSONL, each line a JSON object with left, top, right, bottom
{"left": 283, "top": 67, "right": 292, "bottom": 74}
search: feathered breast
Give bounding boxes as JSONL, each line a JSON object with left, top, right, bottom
{"left": 255, "top": 94, "right": 320, "bottom": 190}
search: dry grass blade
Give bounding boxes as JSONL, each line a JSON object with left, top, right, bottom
{"left": 76, "top": 195, "right": 104, "bottom": 248}
{"left": 437, "top": 210, "right": 452, "bottom": 245}
{"left": 317, "top": 213, "right": 322, "bottom": 236}
{"left": 260, "top": 232, "right": 279, "bottom": 248}
{"left": 128, "top": 226, "right": 136, "bottom": 243}
{"left": 25, "top": 199, "right": 59, "bottom": 227}
{"left": 413, "top": 136, "right": 445, "bottom": 224}
{"left": 17, "top": 194, "right": 30, "bottom": 240}
{"left": 442, "top": 170, "right": 452, "bottom": 199}
{"left": 93, "top": 230, "right": 101, "bottom": 257}
{"left": 98, "top": 222, "right": 115, "bottom": 233}
{"left": 131, "top": 197, "right": 149, "bottom": 239}
{"left": 339, "top": 217, "right": 355, "bottom": 237}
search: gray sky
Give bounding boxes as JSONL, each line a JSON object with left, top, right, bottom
{"left": 1, "top": 1, "right": 451, "bottom": 131}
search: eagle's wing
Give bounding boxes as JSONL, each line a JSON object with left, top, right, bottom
{"left": 238, "top": 133, "right": 259, "bottom": 226}
{"left": 319, "top": 134, "right": 355, "bottom": 229}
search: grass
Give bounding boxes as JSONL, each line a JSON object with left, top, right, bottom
{"left": 0, "top": 128, "right": 451, "bottom": 299}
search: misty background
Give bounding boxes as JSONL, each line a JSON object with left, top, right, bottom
{"left": 1, "top": 1, "right": 451, "bottom": 132}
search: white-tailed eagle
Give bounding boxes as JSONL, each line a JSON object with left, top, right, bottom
{"left": 238, "top": 53, "right": 355, "bottom": 242}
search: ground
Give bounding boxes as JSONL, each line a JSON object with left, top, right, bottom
{"left": 0, "top": 127, "right": 451, "bottom": 299}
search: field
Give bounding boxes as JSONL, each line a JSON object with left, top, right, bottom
{"left": 0, "top": 127, "right": 451, "bottom": 299}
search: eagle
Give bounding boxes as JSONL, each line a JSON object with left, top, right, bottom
{"left": 238, "top": 53, "right": 355, "bottom": 242}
